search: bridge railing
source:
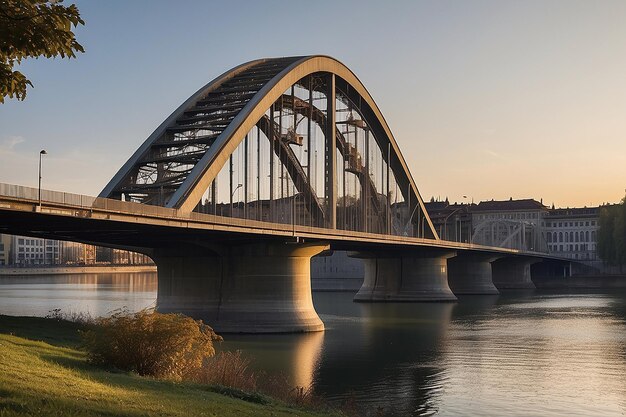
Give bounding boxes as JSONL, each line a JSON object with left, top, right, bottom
{"left": 0, "top": 183, "right": 96, "bottom": 207}
{"left": 0, "top": 183, "right": 180, "bottom": 218}
{"left": 0, "top": 183, "right": 562, "bottom": 258}
{"left": 91, "top": 198, "right": 179, "bottom": 218}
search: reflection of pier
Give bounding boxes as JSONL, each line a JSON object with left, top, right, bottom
{"left": 313, "top": 293, "right": 454, "bottom": 415}
{"left": 219, "top": 329, "right": 324, "bottom": 389}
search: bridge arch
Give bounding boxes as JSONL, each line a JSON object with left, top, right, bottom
{"left": 100, "top": 56, "right": 437, "bottom": 239}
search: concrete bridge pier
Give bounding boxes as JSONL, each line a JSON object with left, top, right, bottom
{"left": 353, "top": 250, "right": 457, "bottom": 302}
{"left": 153, "top": 241, "right": 328, "bottom": 333}
{"left": 491, "top": 257, "right": 539, "bottom": 290}
{"left": 447, "top": 254, "right": 500, "bottom": 295}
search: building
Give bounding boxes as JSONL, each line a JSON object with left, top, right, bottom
{"left": 545, "top": 207, "right": 599, "bottom": 261}
{"left": 470, "top": 199, "right": 549, "bottom": 252}
{"left": 7, "top": 235, "right": 60, "bottom": 266}
{"left": 423, "top": 199, "right": 473, "bottom": 243}
{"left": 0, "top": 234, "right": 11, "bottom": 265}
{"left": 424, "top": 198, "right": 602, "bottom": 264}
{"left": 60, "top": 241, "right": 97, "bottom": 265}
{"left": 0, "top": 234, "right": 153, "bottom": 266}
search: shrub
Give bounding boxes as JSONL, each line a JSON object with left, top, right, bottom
{"left": 45, "top": 308, "right": 93, "bottom": 325}
{"left": 195, "top": 350, "right": 258, "bottom": 392}
{"left": 81, "top": 310, "right": 222, "bottom": 380}
{"left": 193, "top": 350, "right": 325, "bottom": 409}
{"left": 258, "top": 373, "right": 322, "bottom": 408}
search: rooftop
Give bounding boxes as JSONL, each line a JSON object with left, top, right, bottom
{"left": 472, "top": 198, "right": 547, "bottom": 212}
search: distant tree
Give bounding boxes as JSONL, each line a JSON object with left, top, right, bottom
{"left": 598, "top": 206, "right": 616, "bottom": 264}
{"left": 0, "top": 0, "right": 84, "bottom": 103}
{"left": 598, "top": 195, "right": 626, "bottom": 271}
{"left": 613, "top": 197, "right": 626, "bottom": 269}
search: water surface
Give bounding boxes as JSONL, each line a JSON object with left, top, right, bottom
{"left": 1, "top": 273, "right": 624, "bottom": 416}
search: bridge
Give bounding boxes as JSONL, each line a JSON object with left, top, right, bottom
{"left": 0, "top": 56, "right": 574, "bottom": 333}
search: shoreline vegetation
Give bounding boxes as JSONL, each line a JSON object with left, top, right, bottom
{"left": 0, "top": 314, "right": 346, "bottom": 417}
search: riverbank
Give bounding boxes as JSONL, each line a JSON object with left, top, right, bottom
{"left": 534, "top": 274, "right": 626, "bottom": 289}
{"left": 0, "top": 265, "right": 157, "bottom": 276}
{"left": 0, "top": 315, "right": 340, "bottom": 417}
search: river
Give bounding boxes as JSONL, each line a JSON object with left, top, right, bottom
{"left": 0, "top": 272, "right": 624, "bottom": 416}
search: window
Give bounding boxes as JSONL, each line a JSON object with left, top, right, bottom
{"left": 575, "top": 232, "right": 579, "bottom": 242}
{"left": 547, "top": 233, "right": 552, "bottom": 243}
{"left": 559, "top": 232, "right": 563, "bottom": 242}
{"left": 586, "top": 231, "right": 589, "bottom": 242}
{"left": 565, "top": 233, "right": 568, "bottom": 243}
{"left": 18, "top": 238, "right": 24, "bottom": 244}
{"left": 591, "top": 221, "right": 596, "bottom": 226}
{"left": 569, "top": 232, "right": 574, "bottom": 242}
{"left": 591, "top": 231, "right": 596, "bottom": 241}
{"left": 559, "top": 222, "right": 562, "bottom": 227}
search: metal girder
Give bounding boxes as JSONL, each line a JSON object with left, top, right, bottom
{"left": 255, "top": 115, "right": 325, "bottom": 224}
{"left": 100, "top": 55, "right": 439, "bottom": 240}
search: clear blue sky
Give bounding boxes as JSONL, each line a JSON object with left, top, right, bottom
{"left": 1, "top": 0, "right": 625, "bottom": 207}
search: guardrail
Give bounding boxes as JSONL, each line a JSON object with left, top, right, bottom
{"left": 0, "top": 183, "right": 179, "bottom": 218}
{"left": 0, "top": 183, "right": 559, "bottom": 258}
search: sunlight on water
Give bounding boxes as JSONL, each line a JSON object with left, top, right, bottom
{"left": 0, "top": 273, "right": 157, "bottom": 317}
{"left": 0, "top": 274, "right": 624, "bottom": 416}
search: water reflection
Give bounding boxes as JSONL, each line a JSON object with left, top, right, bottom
{"left": 220, "top": 330, "right": 325, "bottom": 389}
{"left": 314, "top": 294, "right": 453, "bottom": 416}
{"left": 442, "top": 292, "right": 626, "bottom": 417}
{"left": 0, "top": 273, "right": 157, "bottom": 317}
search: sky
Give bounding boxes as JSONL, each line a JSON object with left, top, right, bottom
{"left": 1, "top": 0, "right": 625, "bottom": 208}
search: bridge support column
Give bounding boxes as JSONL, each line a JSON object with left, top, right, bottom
{"left": 353, "top": 251, "right": 457, "bottom": 302}
{"left": 154, "top": 242, "right": 328, "bottom": 333}
{"left": 447, "top": 254, "right": 500, "bottom": 295}
{"left": 491, "top": 257, "right": 539, "bottom": 290}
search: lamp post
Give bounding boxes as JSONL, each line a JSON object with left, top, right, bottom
{"left": 38, "top": 150, "right": 47, "bottom": 208}
{"left": 462, "top": 195, "right": 473, "bottom": 243}
{"left": 403, "top": 204, "right": 420, "bottom": 237}
{"left": 292, "top": 192, "right": 305, "bottom": 237}
{"left": 230, "top": 183, "right": 243, "bottom": 216}
{"left": 443, "top": 207, "right": 461, "bottom": 241}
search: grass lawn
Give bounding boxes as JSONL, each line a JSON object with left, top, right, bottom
{"left": 0, "top": 315, "right": 340, "bottom": 417}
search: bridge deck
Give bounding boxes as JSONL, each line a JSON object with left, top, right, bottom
{"left": 0, "top": 183, "right": 564, "bottom": 261}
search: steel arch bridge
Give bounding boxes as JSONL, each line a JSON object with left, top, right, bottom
{"left": 100, "top": 56, "right": 438, "bottom": 240}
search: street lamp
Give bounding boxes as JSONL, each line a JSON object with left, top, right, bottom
{"left": 230, "top": 183, "right": 243, "bottom": 215}
{"left": 443, "top": 207, "right": 461, "bottom": 241}
{"left": 403, "top": 204, "right": 420, "bottom": 237}
{"left": 38, "top": 150, "right": 47, "bottom": 208}
{"left": 462, "top": 195, "right": 474, "bottom": 243}
{"left": 292, "top": 192, "right": 305, "bottom": 237}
